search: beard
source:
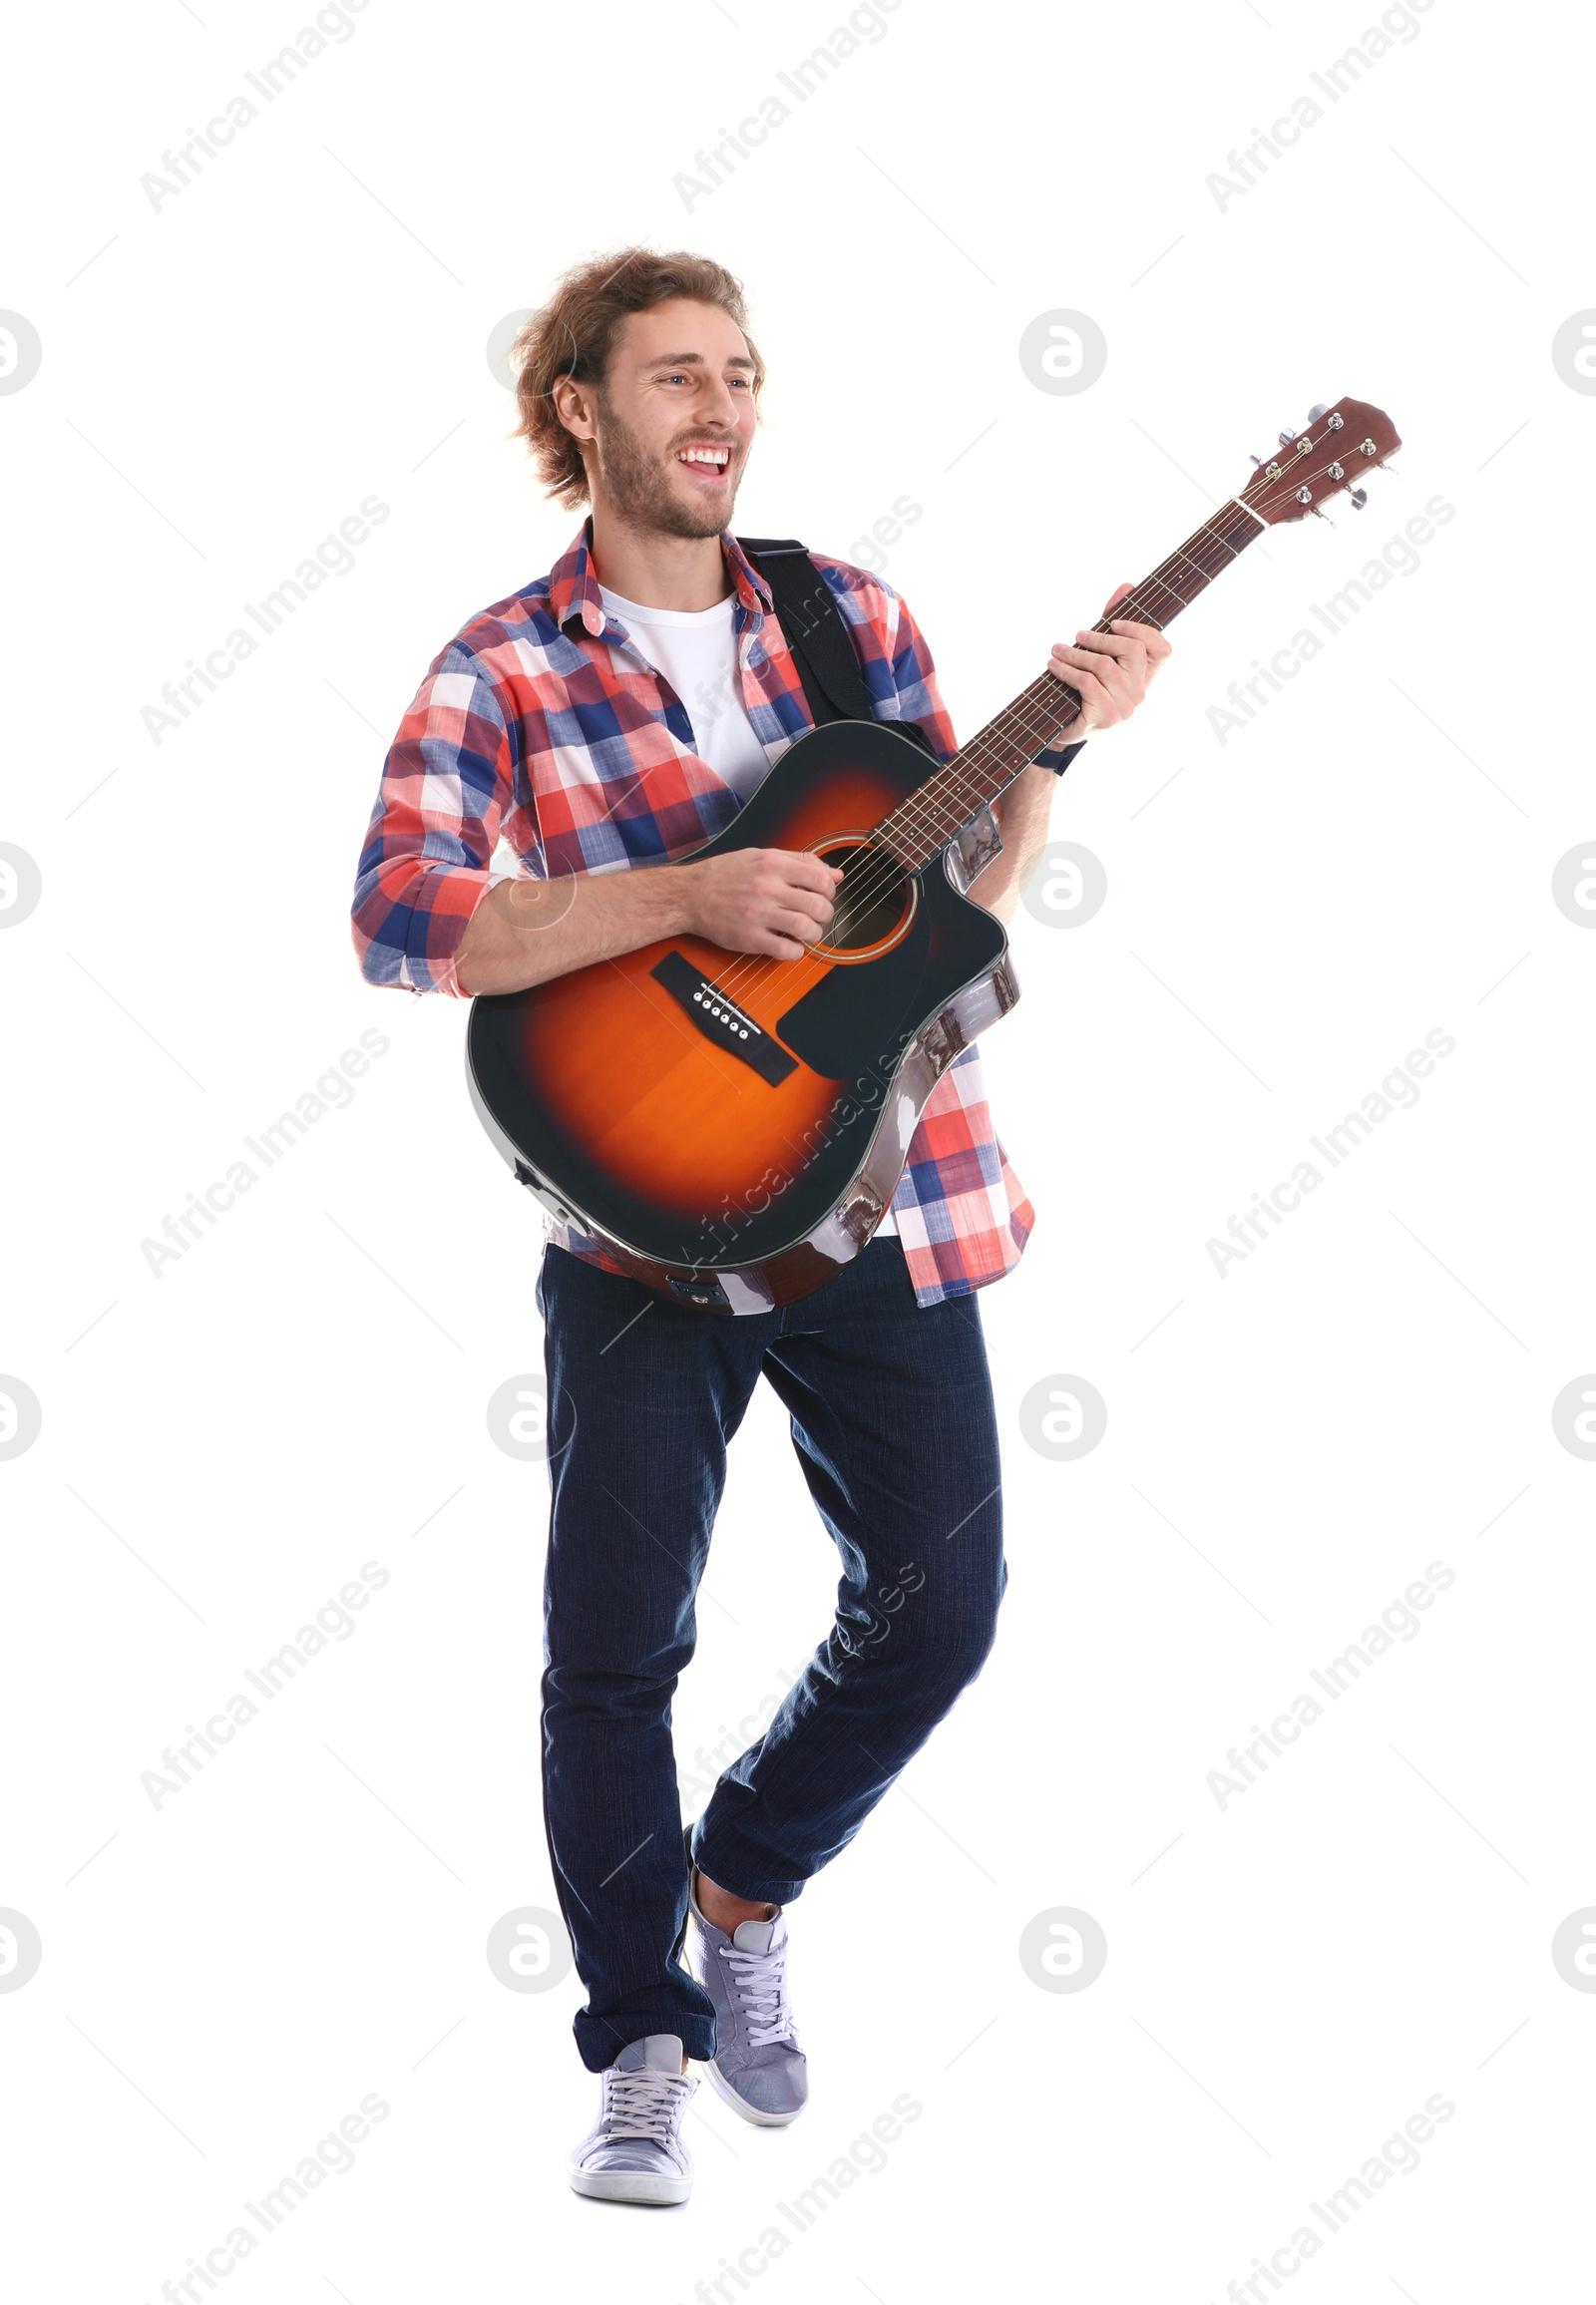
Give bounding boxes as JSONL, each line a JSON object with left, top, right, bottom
{"left": 590, "top": 396, "right": 739, "bottom": 540}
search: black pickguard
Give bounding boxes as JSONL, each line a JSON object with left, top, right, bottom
{"left": 774, "top": 900, "right": 930, "bottom": 1077}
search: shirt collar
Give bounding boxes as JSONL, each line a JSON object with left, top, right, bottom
{"left": 551, "top": 517, "right": 773, "bottom": 638}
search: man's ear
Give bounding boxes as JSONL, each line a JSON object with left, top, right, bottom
{"left": 552, "top": 372, "right": 598, "bottom": 447}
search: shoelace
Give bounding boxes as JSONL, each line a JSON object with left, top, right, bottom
{"left": 600, "top": 2065, "right": 693, "bottom": 2144}
{"left": 719, "top": 1939, "right": 794, "bottom": 2049}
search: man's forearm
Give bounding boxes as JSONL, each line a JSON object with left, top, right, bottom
{"left": 454, "top": 741, "right": 1077, "bottom": 993}
{"left": 453, "top": 837, "right": 842, "bottom": 994}
{"left": 963, "top": 762, "right": 1063, "bottom": 926}
{"left": 456, "top": 865, "right": 693, "bottom": 996}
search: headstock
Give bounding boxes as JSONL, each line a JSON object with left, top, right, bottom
{"left": 1241, "top": 397, "right": 1401, "bottom": 525}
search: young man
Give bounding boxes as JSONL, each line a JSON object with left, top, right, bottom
{"left": 352, "top": 248, "right": 1169, "bottom": 2205}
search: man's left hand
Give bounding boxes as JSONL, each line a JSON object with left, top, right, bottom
{"left": 1043, "top": 580, "right": 1172, "bottom": 735}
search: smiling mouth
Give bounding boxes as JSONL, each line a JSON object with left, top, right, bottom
{"left": 674, "top": 443, "right": 733, "bottom": 483}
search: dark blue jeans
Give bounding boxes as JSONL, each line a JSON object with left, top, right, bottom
{"left": 535, "top": 1235, "right": 1006, "bottom": 2073}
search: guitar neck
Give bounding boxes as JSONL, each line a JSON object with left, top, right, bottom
{"left": 877, "top": 494, "right": 1267, "bottom": 871}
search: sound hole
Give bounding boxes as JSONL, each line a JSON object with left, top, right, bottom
{"left": 816, "top": 841, "right": 912, "bottom": 953}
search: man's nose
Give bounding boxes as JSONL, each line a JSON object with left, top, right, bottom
{"left": 698, "top": 376, "right": 744, "bottom": 431}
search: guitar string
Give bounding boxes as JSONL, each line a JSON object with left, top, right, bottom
{"left": 706, "top": 499, "right": 1260, "bottom": 1011}
{"left": 705, "top": 513, "right": 1247, "bottom": 1009}
{"left": 706, "top": 484, "right": 1285, "bottom": 1003}
{"left": 823, "top": 488, "right": 1267, "bottom": 856}
{"left": 710, "top": 530, "right": 1236, "bottom": 1011}
{"left": 833, "top": 428, "right": 1362, "bottom": 874}
{"left": 720, "top": 427, "right": 1381, "bottom": 992}
{"left": 841, "top": 488, "right": 1272, "bottom": 865}
{"left": 708, "top": 442, "right": 1371, "bottom": 1010}
{"left": 704, "top": 495, "right": 1264, "bottom": 1009}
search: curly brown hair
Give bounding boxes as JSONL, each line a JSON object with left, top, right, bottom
{"left": 510, "top": 247, "right": 765, "bottom": 511}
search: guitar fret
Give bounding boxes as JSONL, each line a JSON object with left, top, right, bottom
{"left": 879, "top": 502, "right": 1264, "bottom": 869}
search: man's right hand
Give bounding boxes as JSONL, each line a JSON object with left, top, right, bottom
{"left": 677, "top": 848, "right": 843, "bottom": 960}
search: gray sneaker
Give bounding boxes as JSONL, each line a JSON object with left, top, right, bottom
{"left": 567, "top": 2034, "right": 696, "bottom": 2205}
{"left": 686, "top": 1878, "right": 809, "bottom": 2125}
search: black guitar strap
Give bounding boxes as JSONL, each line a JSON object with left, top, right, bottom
{"left": 733, "top": 536, "right": 936, "bottom": 757}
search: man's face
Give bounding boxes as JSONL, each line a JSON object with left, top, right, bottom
{"left": 579, "top": 298, "right": 759, "bottom": 539}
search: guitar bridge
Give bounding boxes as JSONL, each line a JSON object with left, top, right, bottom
{"left": 649, "top": 951, "right": 798, "bottom": 1086}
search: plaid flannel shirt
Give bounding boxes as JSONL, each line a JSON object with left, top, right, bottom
{"left": 351, "top": 521, "right": 1034, "bottom": 1308}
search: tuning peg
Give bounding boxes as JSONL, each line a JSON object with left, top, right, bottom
{"left": 1307, "top": 403, "right": 1329, "bottom": 421}
{"left": 1348, "top": 487, "right": 1368, "bottom": 511}
{"left": 1249, "top": 453, "right": 1262, "bottom": 466}
{"left": 1279, "top": 430, "right": 1294, "bottom": 446}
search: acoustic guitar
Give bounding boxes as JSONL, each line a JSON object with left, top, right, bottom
{"left": 467, "top": 397, "right": 1400, "bottom": 1312}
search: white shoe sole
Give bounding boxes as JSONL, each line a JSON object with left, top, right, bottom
{"left": 704, "top": 2058, "right": 807, "bottom": 2127}
{"left": 568, "top": 2160, "right": 692, "bottom": 2205}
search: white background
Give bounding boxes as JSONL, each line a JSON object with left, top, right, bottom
{"left": 3, "top": 0, "right": 1593, "bottom": 2297}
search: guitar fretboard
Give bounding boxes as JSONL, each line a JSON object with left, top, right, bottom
{"left": 877, "top": 495, "right": 1266, "bottom": 871}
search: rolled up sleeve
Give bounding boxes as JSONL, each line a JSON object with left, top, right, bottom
{"left": 350, "top": 645, "right": 516, "bottom": 996}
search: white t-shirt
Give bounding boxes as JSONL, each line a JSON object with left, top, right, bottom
{"left": 596, "top": 581, "right": 900, "bottom": 1239}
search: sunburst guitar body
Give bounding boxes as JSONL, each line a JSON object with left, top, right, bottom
{"left": 467, "top": 719, "right": 1013, "bottom": 1313}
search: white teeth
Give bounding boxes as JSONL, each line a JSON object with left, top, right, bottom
{"left": 678, "top": 447, "right": 729, "bottom": 467}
